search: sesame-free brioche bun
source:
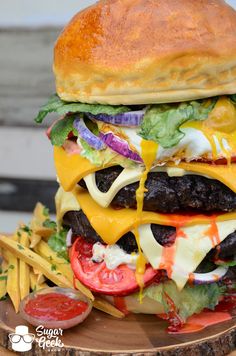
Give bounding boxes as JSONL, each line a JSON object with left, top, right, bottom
{"left": 54, "top": 0, "right": 236, "bottom": 105}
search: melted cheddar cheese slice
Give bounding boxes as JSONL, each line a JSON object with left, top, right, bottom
{"left": 54, "top": 146, "right": 236, "bottom": 194}
{"left": 54, "top": 146, "right": 114, "bottom": 191}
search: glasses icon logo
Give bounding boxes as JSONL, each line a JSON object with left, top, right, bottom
{"left": 9, "top": 325, "right": 35, "bottom": 352}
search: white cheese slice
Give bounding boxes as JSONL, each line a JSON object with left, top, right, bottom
{"left": 84, "top": 167, "right": 143, "bottom": 208}
{"left": 55, "top": 186, "right": 81, "bottom": 225}
{"left": 139, "top": 220, "right": 236, "bottom": 290}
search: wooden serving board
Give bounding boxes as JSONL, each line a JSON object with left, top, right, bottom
{"left": 0, "top": 300, "right": 236, "bottom": 356}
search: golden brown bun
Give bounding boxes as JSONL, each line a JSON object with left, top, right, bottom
{"left": 54, "top": 0, "right": 236, "bottom": 105}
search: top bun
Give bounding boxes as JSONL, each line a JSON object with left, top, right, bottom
{"left": 54, "top": 0, "right": 236, "bottom": 105}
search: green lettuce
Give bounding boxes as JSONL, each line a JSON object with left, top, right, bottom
{"left": 139, "top": 99, "right": 217, "bottom": 149}
{"left": 79, "top": 138, "right": 138, "bottom": 168}
{"left": 34, "top": 94, "right": 130, "bottom": 124}
{"left": 50, "top": 116, "right": 78, "bottom": 146}
{"left": 48, "top": 228, "right": 69, "bottom": 262}
{"left": 142, "top": 280, "right": 224, "bottom": 322}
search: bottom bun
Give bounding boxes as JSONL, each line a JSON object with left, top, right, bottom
{"left": 104, "top": 295, "right": 165, "bottom": 314}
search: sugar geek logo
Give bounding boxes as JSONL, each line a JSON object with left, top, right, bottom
{"left": 8, "top": 325, "right": 34, "bottom": 352}
{"left": 9, "top": 325, "right": 64, "bottom": 352}
{"left": 35, "top": 325, "right": 64, "bottom": 351}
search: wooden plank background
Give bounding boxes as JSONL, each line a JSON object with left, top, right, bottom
{"left": 0, "top": 29, "right": 60, "bottom": 215}
{"left": 0, "top": 28, "right": 59, "bottom": 127}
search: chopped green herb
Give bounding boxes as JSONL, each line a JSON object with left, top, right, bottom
{"left": 17, "top": 231, "right": 21, "bottom": 238}
{"left": 8, "top": 265, "right": 14, "bottom": 270}
{"left": 43, "top": 219, "right": 57, "bottom": 230}
{"left": 43, "top": 207, "right": 49, "bottom": 217}
{"left": 51, "top": 264, "right": 57, "bottom": 271}
{"left": 21, "top": 225, "right": 32, "bottom": 236}
{"left": 0, "top": 276, "right": 7, "bottom": 281}
{"left": 17, "top": 244, "right": 24, "bottom": 250}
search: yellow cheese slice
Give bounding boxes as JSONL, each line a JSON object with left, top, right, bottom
{"left": 54, "top": 146, "right": 114, "bottom": 192}
{"left": 54, "top": 146, "right": 236, "bottom": 193}
{"left": 175, "top": 161, "right": 236, "bottom": 193}
{"left": 72, "top": 186, "right": 236, "bottom": 245}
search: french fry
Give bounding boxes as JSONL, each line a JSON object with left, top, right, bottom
{"left": 30, "top": 269, "right": 48, "bottom": 291}
{"left": 32, "top": 267, "right": 46, "bottom": 285}
{"left": 0, "top": 259, "right": 8, "bottom": 299}
{"left": 29, "top": 233, "right": 41, "bottom": 249}
{"left": 0, "top": 235, "right": 71, "bottom": 288}
{"left": 19, "top": 232, "right": 30, "bottom": 300}
{"left": 93, "top": 297, "right": 124, "bottom": 318}
{"left": 34, "top": 240, "right": 94, "bottom": 300}
{"left": 2, "top": 249, "right": 20, "bottom": 313}
{"left": 37, "top": 274, "right": 46, "bottom": 285}
{"left": 30, "top": 202, "right": 55, "bottom": 239}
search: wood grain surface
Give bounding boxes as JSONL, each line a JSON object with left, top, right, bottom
{"left": 0, "top": 299, "right": 236, "bottom": 356}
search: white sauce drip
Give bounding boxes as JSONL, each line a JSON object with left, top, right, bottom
{"left": 92, "top": 242, "right": 138, "bottom": 270}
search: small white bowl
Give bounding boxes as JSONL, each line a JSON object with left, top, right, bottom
{"left": 20, "top": 287, "right": 92, "bottom": 329}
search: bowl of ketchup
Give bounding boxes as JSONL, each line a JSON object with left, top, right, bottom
{"left": 20, "top": 287, "right": 92, "bottom": 329}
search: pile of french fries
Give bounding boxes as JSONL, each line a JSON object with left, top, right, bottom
{"left": 0, "top": 203, "right": 124, "bottom": 319}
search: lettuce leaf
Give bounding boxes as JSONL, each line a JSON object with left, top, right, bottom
{"left": 50, "top": 116, "right": 78, "bottom": 146}
{"left": 143, "top": 280, "right": 224, "bottom": 322}
{"left": 48, "top": 228, "right": 69, "bottom": 262}
{"left": 34, "top": 94, "right": 130, "bottom": 124}
{"left": 139, "top": 99, "right": 216, "bottom": 148}
{"left": 79, "top": 137, "right": 138, "bottom": 168}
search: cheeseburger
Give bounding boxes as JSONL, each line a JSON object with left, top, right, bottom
{"left": 35, "top": 0, "right": 236, "bottom": 331}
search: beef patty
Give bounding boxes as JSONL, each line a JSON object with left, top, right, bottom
{"left": 79, "top": 166, "right": 236, "bottom": 213}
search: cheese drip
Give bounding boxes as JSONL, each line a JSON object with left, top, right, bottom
{"left": 133, "top": 140, "right": 158, "bottom": 295}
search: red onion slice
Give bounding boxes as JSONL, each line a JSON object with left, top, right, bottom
{"left": 100, "top": 132, "right": 142, "bottom": 162}
{"left": 66, "top": 229, "right": 73, "bottom": 247}
{"left": 87, "top": 110, "right": 145, "bottom": 127}
{"left": 190, "top": 266, "right": 228, "bottom": 285}
{"left": 74, "top": 118, "right": 105, "bottom": 150}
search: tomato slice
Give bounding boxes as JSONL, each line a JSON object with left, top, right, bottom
{"left": 71, "top": 237, "right": 158, "bottom": 296}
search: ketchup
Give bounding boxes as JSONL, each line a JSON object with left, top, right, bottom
{"left": 24, "top": 293, "right": 88, "bottom": 321}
